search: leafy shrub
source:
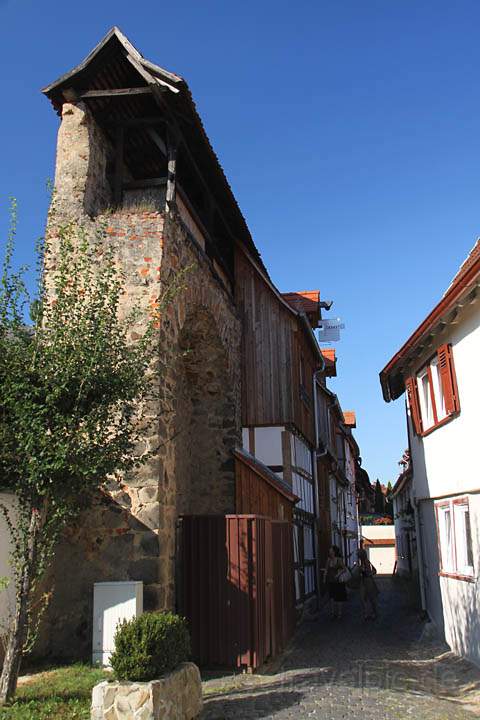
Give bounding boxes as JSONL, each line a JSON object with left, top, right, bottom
{"left": 110, "top": 612, "right": 190, "bottom": 682}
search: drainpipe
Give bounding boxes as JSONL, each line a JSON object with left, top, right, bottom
{"left": 413, "top": 496, "right": 427, "bottom": 614}
{"left": 312, "top": 364, "right": 326, "bottom": 604}
{"left": 405, "top": 398, "right": 427, "bottom": 614}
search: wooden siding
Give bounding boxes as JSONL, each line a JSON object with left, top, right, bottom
{"left": 235, "top": 453, "right": 295, "bottom": 522}
{"left": 179, "top": 515, "right": 295, "bottom": 670}
{"left": 235, "top": 248, "right": 318, "bottom": 445}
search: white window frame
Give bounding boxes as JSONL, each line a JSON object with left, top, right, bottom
{"left": 417, "top": 368, "right": 433, "bottom": 430}
{"left": 416, "top": 355, "right": 450, "bottom": 431}
{"left": 430, "top": 356, "right": 446, "bottom": 422}
{"left": 436, "top": 497, "right": 475, "bottom": 580}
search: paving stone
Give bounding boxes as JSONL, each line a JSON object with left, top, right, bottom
{"left": 201, "top": 578, "right": 480, "bottom": 719}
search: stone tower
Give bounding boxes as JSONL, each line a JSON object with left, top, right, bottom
{"left": 39, "top": 28, "right": 243, "bottom": 659}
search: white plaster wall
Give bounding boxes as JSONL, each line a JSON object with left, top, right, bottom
{"left": 367, "top": 545, "right": 396, "bottom": 575}
{"left": 361, "top": 525, "right": 396, "bottom": 540}
{"left": 361, "top": 525, "right": 395, "bottom": 574}
{"left": 408, "top": 302, "right": 480, "bottom": 500}
{"left": 407, "top": 302, "right": 480, "bottom": 666}
{"left": 0, "top": 492, "right": 16, "bottom": 656}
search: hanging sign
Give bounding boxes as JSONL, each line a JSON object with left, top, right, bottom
{"left": 317, "top": 317, "right": 345, "bottom": 342}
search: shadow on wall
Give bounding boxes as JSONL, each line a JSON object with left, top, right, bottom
{"left": 410, "top": 427, "right": 446, "bottom": 637}
{"left": 30, "top": 490, "right": 162, "bottom": 664}
{"left": 175, "top": 306, "right": 237, "bottom": 517}
{"left": 442, "top": 511, "right": 480, "bottom": 666}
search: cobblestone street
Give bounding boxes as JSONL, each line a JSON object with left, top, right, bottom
{"left": 202, "top": 578, "right": 480, "bottom": 719}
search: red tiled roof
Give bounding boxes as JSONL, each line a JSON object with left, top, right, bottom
{"left": 321, "top": 348, "right": 335, "bottom": 362}
{"left": 380, "top": 238, "right": 480, "bottom": 401}
{"left": 320, "top": 347, "right": 337, "bottom": 377}
{"left": 445, "top": 238, "right": 480, "bottom": 294}
{"left": 343, "top": 411, "right": 356, "bottom": 428}
{"left": 282, "top": 290, "right": 320, "bottom": 315}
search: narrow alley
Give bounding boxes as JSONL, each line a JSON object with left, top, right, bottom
{"left": 202, "top": 579, "right": 480, "bottom": 719}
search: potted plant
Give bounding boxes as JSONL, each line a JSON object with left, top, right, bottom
{"left": 91, "top": 612, "right": 202, "bottom": 719}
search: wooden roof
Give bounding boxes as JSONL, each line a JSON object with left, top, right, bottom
{"left": 42, "top": 27, "right": 267, "bottom": 275}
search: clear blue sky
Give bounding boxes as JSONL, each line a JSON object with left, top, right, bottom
{"left": 1, "top": 1, "right": 479, "bottom": 484}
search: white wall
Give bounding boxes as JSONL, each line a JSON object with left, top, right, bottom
{"left": 0, "top": 492, "right": 16, "bottom": 657}
{"left": 407, "top": 301, "right": 480, "bottom": 666}
{"left": 361, "top": 525, "right": 396, "bottom": 575}
{"left": 362, "top": 525, "right": 395, "bottom": 540}
{"left": 408, "top": 302, "right": 480, "bottom": 500}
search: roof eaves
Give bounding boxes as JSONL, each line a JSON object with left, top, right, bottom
{"left": 380, "top": 253, "right": 480, "bottom": 402}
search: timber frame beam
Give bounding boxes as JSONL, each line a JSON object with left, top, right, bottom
{"left": 80, "top": 87, "right": 153, "bottom": 99}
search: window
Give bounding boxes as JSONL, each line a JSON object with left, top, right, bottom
{"left": 430, "top": 356, "right": 446, "bottom": 422}
{"left": 406, "top": 343, "right": 460, "bottom": 436}
{"left": 418, "top": 368, "right": 434, "bottom": 429}
{"left": 436, "top": 498, "right": 475, "bottom": 579}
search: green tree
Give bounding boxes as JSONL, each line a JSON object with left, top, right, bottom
{"left": 0, "top": 200, "right": 183, "bottom": 704}
{"left": 385, "top": 481, "right": 394, "bottom": 518}
{"left": 374, "top": 479, "right": 385, "bottom": 515}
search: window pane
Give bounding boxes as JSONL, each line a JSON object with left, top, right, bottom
{"left": 431, "top": 358, "right": 446, "bottom": 421}
{"left": 293, "top": 524, "right": 300, "bottom": 562}
{"left": 418, "top": 371, "right": 433, "bottom": 429}
{"left": 465, "top": 510, "right": 474, "bottom": 568}
{"left": 454, "top": 504, "right": 474, "bottom": 575}
{"left": 294, "top": 570, "right": 301, "bottom": 600}
{"left": 439, "top": 507, "right": 454, "bottom": 572}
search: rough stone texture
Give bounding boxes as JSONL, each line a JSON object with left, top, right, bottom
{"left": 34, "top": 100, "right": 241, "bottom": 659}
{"left": 91, "top": 662, "right": 202, "bottom": 720}
{"left": 201, "top": 578, "right": 480, "bottom": 719}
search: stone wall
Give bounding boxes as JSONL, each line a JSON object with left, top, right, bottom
{"left": 34, "top": 100, "right": 241, "bottom": 660}
{"left": 91, "top": 663, "right": 202, "bottom": 720}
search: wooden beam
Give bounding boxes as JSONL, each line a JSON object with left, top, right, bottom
{"left": 114, "top": 126, "right": 124, "bottom": 206}
{"left": 122, "top": 177, "right": 167, "bottom": 190}
{"left": 106, "top": 116, "right": 165, "bottom": 129}
{"left": 166, "top": 129, "right": 179, "bottom": 211}
{"left": 80, "top": 87, "right": 153, "bottom": 99}
{"left": 146, "top": 127, "right": 167, "bottom": 156}
{"left": 148, "top": 86, "right": 239, "bottom": 248}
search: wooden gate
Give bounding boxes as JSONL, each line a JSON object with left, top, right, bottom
{"left": 178, "top": 515, "right": 295, "bottom": 671}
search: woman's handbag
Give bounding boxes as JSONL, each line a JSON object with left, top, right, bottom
{"left": 347, "top": 564, "right": 361, "bottom": 589}
{"left": 337, "top": 568, "right": 352, "bottom": 584}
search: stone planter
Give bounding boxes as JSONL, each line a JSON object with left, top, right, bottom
{"left": 91, "top": 662, "right": 202, "bottom": 719}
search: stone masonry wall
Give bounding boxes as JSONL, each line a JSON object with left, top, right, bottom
{"left": 34, "top": 101, "right": 241, "bottom": 660}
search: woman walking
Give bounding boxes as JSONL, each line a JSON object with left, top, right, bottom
{"left": 323, "top": 545, "right": 348, "bottom": 619}
{"left": 357, "top": 540, "right": 379, "bottom": 620}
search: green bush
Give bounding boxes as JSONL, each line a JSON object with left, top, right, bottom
{"left": 110, "top": 612, "right": 191, "bottom": 682}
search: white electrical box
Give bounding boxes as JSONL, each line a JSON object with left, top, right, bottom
{"left": 92, "top": 581, "right": 143, "bottom": 666}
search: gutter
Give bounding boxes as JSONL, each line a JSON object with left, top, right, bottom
{"left": 380, "top": 255, "right": 480, "bottom": 402}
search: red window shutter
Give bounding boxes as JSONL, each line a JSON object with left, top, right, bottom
{"left": 437, "top": 344, "right": 460, "bottom": 415}
{"left": 405, "top": 376, "right": 423, "bottom": 435}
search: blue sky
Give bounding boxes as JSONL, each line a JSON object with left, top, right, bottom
{"left": 1, "top": 1, "right": 479, "bottom": 483}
